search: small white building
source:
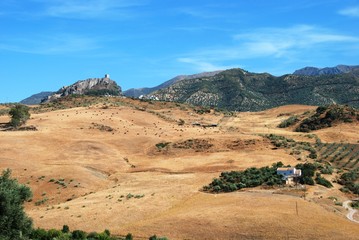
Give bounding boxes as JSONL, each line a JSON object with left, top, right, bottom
{"left": 277, "top": 167, "right": 301, "bottom": 184}
{"left": 105, "top": 74, "right": 110, "bottom": 78}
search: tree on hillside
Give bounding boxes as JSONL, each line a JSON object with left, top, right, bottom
{"left": 8, "top": 104, "right": 30, "bottom": 127}
{"left": 0, "top": 169, "right": 33, "bottom": 239}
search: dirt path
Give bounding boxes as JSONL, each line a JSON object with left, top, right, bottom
{"left": 343, "top": 200, "right": 359, "bottom": 223}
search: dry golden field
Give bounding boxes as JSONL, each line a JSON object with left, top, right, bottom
{"left": 0, "top": 98, "right": 358, "bottom": 239}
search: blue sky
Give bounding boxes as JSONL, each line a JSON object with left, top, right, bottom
{"left": 1, "top": 0, "right": 359, "bottom": 102}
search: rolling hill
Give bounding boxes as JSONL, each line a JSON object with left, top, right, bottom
{"left": 0, "top": 96, "right": 358, "bottom": 239}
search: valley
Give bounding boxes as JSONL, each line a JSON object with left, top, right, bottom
{"left": 0, "top": 97, "right": 358, "bottom": 239}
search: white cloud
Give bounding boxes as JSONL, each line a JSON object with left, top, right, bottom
{"left": 0, "top": 34, "right": 100, "bottom": 54}
{"left": 176, "top": 25, "right": 359, "bottom": 72}
{"left": 177, "top": 57, "right": 238, "bottom": 72}
{"left": 339, "top": 6, "right": 359, "bottom": 17}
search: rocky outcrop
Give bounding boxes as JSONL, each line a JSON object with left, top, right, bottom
{"left": 42, "top": 75, "right": 121, "bottom": 103}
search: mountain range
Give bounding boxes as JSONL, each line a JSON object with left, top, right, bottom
{"left": 147, "top": 66, "right": 359, "bottom": 111}
{"left": 20, "top": 65, "right": 359, "bottom": 111}
{"left": 293, "top": 64, "right": 359, "bottom": 76}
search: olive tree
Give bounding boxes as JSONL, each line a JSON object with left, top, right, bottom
{"left": 0, "top": 169, "right": 33, "bottom": 239}
{"left": 8, "top": 104, "right": 30, "bottom": 127}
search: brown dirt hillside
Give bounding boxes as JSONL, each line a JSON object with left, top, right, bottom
{"left": 0, "top": 99, "right": 358, "bottom": 239}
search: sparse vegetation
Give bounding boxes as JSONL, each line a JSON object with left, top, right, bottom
{"left": 278, "top": 115, "right": 299, "bottom": 128}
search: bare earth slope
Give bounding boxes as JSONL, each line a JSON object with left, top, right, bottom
{"left": 0, "top": 98, "right": 358, "bottom": 239}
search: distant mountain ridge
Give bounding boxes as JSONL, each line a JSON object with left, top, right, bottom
{"left": 42, "top": 75, "right": 121, "bottom": 103}
{"left": 123, "top": 70, "right": 223, "bottom": 98}
{"left": 20, "top": 91, "right": 54, "bottom": 105}
{"left": 293, "top": 64, "right": 359, "bottom": 76}
{"left": 147, "top": 68, "right": 359, "bottom": 111}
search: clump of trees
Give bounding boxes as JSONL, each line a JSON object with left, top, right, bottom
{"left": 338, "top": 169, "right": 359, "bottom": 195}
{"left": 203, "top": 162, "right": 285, "bottom": 193}
{"left": 295, "top": 105, "right": 358, "bottom": 132}
{"left": 8, "top": 104, "right": 30, "bottom": 127}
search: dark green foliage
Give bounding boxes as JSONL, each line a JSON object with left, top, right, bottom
{"left": 125, "top": 233, "right": 133, "bottom": 240}
{"left": 155, "top": 142, "right": 171, "bottom": 150}
{"left": 62, "top": 225, "right": 70, "bottom": 233}
{"left": 203, "top": 162, "right": 284, "bottom": 193}
{"left": 351, "top": 201, "right": 359, "bottom": 209}
{"left": 315, "top": 175, "right": 333, "bottom": 188}
{"left": 319, "top": 165, "right": 333, "bottom": 175}
{"left": 296, "top": 105, "right": 358, "bottom": 132}
{"left": 338, "top": 169, "right": 359, "bottom": 195}
{"left": 265, "top": 134, "right": 295, "bottom": 148}
{"left": 72, "top": 230, "right": 87, "bottom": 239}
{"left": 30, "top": 228, "right": 52, "bottom": 240}
{"left": 295, "top": 163, "right": 317, "bottom": 185}
{"left": 8, "top": 104, "right": 30, "bottom": 127}
{"left": 85, "top": 89, "right": 121, "bottom": 96}
{"left": 149, "top": 235, "right": 169, "bottom": 240}
{"left": 0, "top": 169, "right": 33, "bottom": 240}
{"left": 278, "top": 115, "right": 299, "bottom": 128}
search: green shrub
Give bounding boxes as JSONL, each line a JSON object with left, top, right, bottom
{"left": 351, "top": 201, "right": 359, "bottom": 209}
{"left": 62, "top": 225, "right": 70, "bottom": 233}
{"left": 315, "top": 176, "right": 333, "bottom": 188}
{"left": 125, "top": 233, "right": 133, "bottom": 240}
{"left": 278, "top": 115, "right": 299, "bottom": 128}
{"left": 0, "top": 169, "right": 33, "bottom": 239}
{"left": 9, "top": 104, "right": 30, "bottom": 127}
{"left": 72, "top": 230, "right": 87, "bottom": 239}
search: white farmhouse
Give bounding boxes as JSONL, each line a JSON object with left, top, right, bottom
{"left": 277, "top": 167, "right": 302, "bottom": 184}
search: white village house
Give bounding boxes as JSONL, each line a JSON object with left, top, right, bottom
{"left": 277, "top": 167, "right": 302, "bottom": 184}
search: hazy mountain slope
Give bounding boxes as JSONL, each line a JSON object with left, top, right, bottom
{"left": 148, "top": 68, "right": 359, "bottom": 111}
{"left": 293, "top": 64, "right": 359, "bottom": 76}
{"left": 123, "top": 70, "right": 223, "bottom": 97}
{"left": 20, "top": 91, "right": 54, "bottom": 105}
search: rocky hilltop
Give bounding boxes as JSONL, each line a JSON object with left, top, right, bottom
{"left": 123, "top": 70, "right": 223, "bottom": 98}
{"left": 293, "top": 64, "right": 359, "bottom": 76}
{"left": 147, "top": 68, "right": 359, "bottom": 111}
{"left": 42, "top": 75, "right": 121, "bottom": 103}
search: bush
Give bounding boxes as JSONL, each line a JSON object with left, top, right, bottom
{"left": 8, "top": 104, "right": 30, "bottom": 127}
{"left": 315, "top": 175, "right": 333, "bottom": 188}
{"left": 72, "top": 230, "right": 87, "bottom": 239}
{"left": 62, "top": 225, "right": 70, "bottom": 233}
{"left": 0, "top": 169, "right": 33, "bottom": 239}
{"left": 278, "top": 115, "right": 299, "bottom": 128}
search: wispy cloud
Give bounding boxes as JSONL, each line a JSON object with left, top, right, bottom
{"left": 339, "top": 6, "right": 359, "bottom": 17}
{"left": 0, "top": 34, "right": 100, "bottom": 54}
{"left": 177, "top": 25, "right": 359, "bottom": 73}
{"left": 33, "top": 0, "right": 146, "bottom": 19}
{"left": 177, "top": 58, "right": 237, "bottom": 72}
